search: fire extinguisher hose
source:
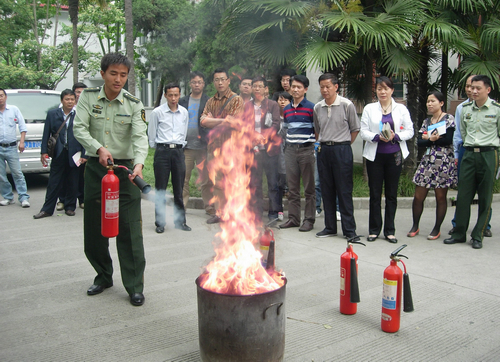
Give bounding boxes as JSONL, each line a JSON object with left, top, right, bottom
{"left": 400, "top": 260, "right": 414, "bottom": 313}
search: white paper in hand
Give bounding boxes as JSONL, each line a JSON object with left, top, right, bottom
{"left": 72, "top": 151, "right": 81, "bottom": 167}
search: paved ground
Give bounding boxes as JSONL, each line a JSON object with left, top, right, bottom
{"left": 1, "top": 174, "right": 499, "bottom": 361}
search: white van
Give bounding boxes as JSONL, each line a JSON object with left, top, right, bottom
{"left": 5, "top": 89, "right": 61, "bottom": 173}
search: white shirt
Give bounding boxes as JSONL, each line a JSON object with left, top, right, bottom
{"left": 148, "top": 103, "right": 189, "bottom": 148}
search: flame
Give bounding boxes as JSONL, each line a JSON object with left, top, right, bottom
{"left": 199, "top": 112, "right": 284, "bottom": 295}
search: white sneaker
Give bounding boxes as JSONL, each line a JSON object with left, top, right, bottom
{"left": 336, "top": 211, "right": 341, "bottom": 221}
{"left": 0, "top": 199, "right": 15, "bottom": 206}
{"left": 278, "top": 212, "right": 284, "bottom": 221}
{"left": 21, "top": 200, "right": 30, "bottom": 208}
{"left": 56, "top": 202, "right": 64, "bottom": 211}
{"left": 316, "top": 210, "right": 322, "bottom": 218}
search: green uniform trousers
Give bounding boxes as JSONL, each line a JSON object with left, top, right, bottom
{"left": 84, "top": 158, "right": 145, "bottom": 295}
{"left": 452, "top": 149, "right": 498, "bottom": 242}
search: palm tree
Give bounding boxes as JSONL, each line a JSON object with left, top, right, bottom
{"left": 124, "top": 0, "right": 135, "bottom": 95}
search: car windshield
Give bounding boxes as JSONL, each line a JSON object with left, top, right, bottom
{"left": 7, "top": 93, "right": 60, "bottom": 123}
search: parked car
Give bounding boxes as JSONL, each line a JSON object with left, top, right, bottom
{"left": 5, "top": 89, "right": 61, "bottom": 173}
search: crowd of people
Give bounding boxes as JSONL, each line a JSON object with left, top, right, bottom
{"left": 1, "top": 52, "right": 499, "bottom": 307}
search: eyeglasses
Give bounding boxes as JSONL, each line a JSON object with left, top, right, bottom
{"left": 214, "top": 78, "right": 228, "bottom": 83}
{"left": 190, "top": 81, "right": 204, "bottom": 85}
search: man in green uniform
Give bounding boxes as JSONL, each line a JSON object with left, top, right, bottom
{"left": 444, "top": 75, "right": 500, "bottom": 249}
{"left": 73, "top": 53, "right": 148, "bottom": 306}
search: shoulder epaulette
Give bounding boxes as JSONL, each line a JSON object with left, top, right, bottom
{"left": 124, "top": 92, "right": 140, "bottom": 103}
{"left": 85, "top": 87, "right": 101, "bottom": 92}
{"left": 462, "top": 101, "right": 473, "bottom": 107}
{"left": 492, "top": 101, "right": 500, "bottom": 108}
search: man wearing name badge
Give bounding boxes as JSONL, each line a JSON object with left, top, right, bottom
{"left": 178, "top": 71, "right": 214, "bottom": 216}
{"left": 148, "top": 83, "right": 191, "bottom": 233}
{"left": 313, "top": 73, "right": 360, "bottom": 240}
{"left": 0, "top": 88, "right": 30, "bottom": 207}
{"left": 33, "top": 89, "right": 87, "bottom": 219}
{"left": 444, "top": 75, "right": 500, "bottom": 250}
{"left": 279, "top": 74, "right": 316, "bottom": 232}
{"left": 73, "top": 52, "right": 148, "bottom": 306}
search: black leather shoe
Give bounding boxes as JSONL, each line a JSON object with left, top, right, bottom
{"left": 279, "top": 219, "right": 299, "bottom": 229}
{"left": 87, "top": 284, "right": 112, "bottom": 295}
{"left": 206, "top": 215, "right": 221, "bottom": 224}
{"left": 483, "top": 229, "right": 492, "bottom": 237}
{"left": 155, "top": 226, "right": 165, "bottom": 233}
{"left": 367, "top": 235, "right": 378, "bottom": 242}
{"left": 130, "top": 292, "right": 145, "bottom": 306}
{"left": 448, "top": 227, "right": 455, "bottom": 235}
{"left": 33, "top": 211, "right": 52, "bottom": 219}
{"left": 316, "top": 229, "right": 337, "bottom": 238}
{"left": 299, "top": 221, "right": 314, "bottom": 232}
{"left": 65, "top": 210, "right": 75, "bottom": 216}
{"left": 175, "top": 223, "right": 191, "bottom": 231}
{"left": 443, "top": 237, "right": 466, "bottom": 244}
{"left": 385, "top": 236, "right": 398, "bottom": 244}
{"left": 471, "top": 239, "right": 483, "bottom": 249}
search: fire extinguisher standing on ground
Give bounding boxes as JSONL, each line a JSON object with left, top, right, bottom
{"left": 340, "top": 236, "right": 365, "bottom": 315}
{"left": 101, "top": 160, "right": 151, "bottom": 238}
{"left": 381, "top": 244, "right": 414, "bottom": 333}
{"left": 259, "top": 226, "right": 275, "bottom": 270}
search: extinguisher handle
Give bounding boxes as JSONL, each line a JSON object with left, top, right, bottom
{"left": 346, "top": 235, "right": 366, "bottom": 246}
{"left": 390, "top": 244, "right": 408, "bottom": 258}
{"left": 126, "top": 169, "right": 152, "bottom": 194}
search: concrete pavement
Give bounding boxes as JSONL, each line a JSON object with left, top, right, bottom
{"left": 1, "top": 176, "right": 499, "bottom": 361}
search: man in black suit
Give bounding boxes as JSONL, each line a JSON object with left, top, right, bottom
{"left": 178, "top": 71, "right": 215, "bottom": 215}
{"left": 34, "top": 89, "right": 87, "bottom": 219}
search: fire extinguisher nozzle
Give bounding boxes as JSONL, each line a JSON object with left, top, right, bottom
{"left": 350, "top": 257, "right": 360, "bottom": 303}
{"left": 403, "top": 273, "right": 414, "bottom": 312}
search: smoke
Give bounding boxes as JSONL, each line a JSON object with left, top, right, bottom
{"left": 153, "top": 188, "right": 185, "bottom": 227}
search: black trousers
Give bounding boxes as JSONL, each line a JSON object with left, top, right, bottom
{"left": 317, "top": 144, "right": 356, "bottom": 236}
{"left": 154, "top": 146, "right": 186, "bottom": 227}
{"left": 41, "top": 149, "right": 79, "bottom": 214}
{"left": 366, "top": 151, "right": 402, "bottom": 237}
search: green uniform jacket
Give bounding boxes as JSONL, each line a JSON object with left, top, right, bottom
{"left": 461, "top": 97, "right": 500, "bottom": 148}
{"left": 73, "top": 86, "right": 148, "bottom": 166}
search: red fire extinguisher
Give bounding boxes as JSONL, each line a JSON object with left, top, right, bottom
{"left": 340, "top": 236, "right": 365, "bottom": 315}
{"left": 102, "top": 163, "right": 120, "bottom": 238}
{"left": 101, "top": 160, "right": 151, "bottom": 238}
{"left": 381, "top": 244, "right": 414, "bottom": 333}
{"left": 259, "top": 227, "right": 275, "bottom": 270}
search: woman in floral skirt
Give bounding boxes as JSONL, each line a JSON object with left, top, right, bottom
{"left": 407, "top": 91, "right": 457, "bottom": 240}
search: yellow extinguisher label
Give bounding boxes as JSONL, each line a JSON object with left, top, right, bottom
{"left": 382, "top": 278, "right": 397, "bottom": 310}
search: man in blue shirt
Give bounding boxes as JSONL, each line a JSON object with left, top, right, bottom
{"left": 0, "top": 88, "right": 30, "bottom": 207}
{"left": 279, "top": 75, "right": 316, "bottom": 231}
{"left": 148, "top": 83, "right": 191, "bottom": 233}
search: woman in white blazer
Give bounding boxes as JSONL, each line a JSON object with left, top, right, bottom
{"left": 360, "top": 77, "right": 414, "bottom": 243}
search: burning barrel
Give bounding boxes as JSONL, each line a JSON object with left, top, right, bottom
{"left": 196, "top": 276, "right": 287, "bottom": 362}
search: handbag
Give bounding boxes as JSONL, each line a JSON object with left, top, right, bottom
{"left": 46, "top": 115, "right": 70, "bottom": 158}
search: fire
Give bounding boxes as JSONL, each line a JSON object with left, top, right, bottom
{"left": 199, "top": 114, "right": 285, "bottom": 295}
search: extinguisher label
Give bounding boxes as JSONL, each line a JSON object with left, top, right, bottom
{"left": 105, "top": 191, "right": 119, "bottom": 219}
{"left": 382, "top": 278, "right": 397, "bottom": 310}
{"left": 340, "top": 267, "right": 346, "bottom": 296}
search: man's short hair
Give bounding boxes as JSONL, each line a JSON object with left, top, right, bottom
{"left": 101, "top": 52, "right": 131, "bottom": 73}
{"left": 290, "top": 75, "right": 309, "bottom": 88}
{"left": 190, "top": 71, "right": 205, "bottom": 82}
{"left": 279, "top": 91, "right": 293, "bottom": 102}
{"left": 164, "top": 83, "right": 181, "bottom": 93}
{"left": 280, "top": 68, "right": 296, "bottom": 79}
{"left": 0, "top": 88, "right": 6, "bottom": 97}
{"left": 472, "top": 75, "right": 492, "bottom": 89}
{"left": 72, "top": 82, "right": 87, "bottom": 91}
{"left": 212, "top": 68, "right": 229, "bottom": 80}
{"left": 60, "top": 89, "right": 76, "bottom": 100}
{"left": 252, "top": 76, "right": 267, "bottom": 88}
{"left": 241, "top": 75, "right": 253, "bottom": 83}
{"left": 318, "top": 73, "right": 338, "bottom": 85}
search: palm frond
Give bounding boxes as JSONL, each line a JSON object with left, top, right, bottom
{"left": 460, "top": 55, "right": 500, "bottom": 89}
{"left": 422, "top": 17, "right": 477, "bottom": 54}
{"left": 480, "top": 18, "right": 500, "bottom": 53}
{"left": 320, "top": 11, "right": 372, "bottom": 42}
{"left": 260, "top": 0, "right": 315, "bottom": 17}
{"left": 293, "top": 36, "right": 358, "bottom": 71}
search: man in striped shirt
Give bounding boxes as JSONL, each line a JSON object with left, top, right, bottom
{"left": 279, "top": 75, "right": 316, "bottom": 232}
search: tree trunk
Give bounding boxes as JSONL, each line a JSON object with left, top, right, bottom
{"left": 68, "top": 0, "right": 79, "bottom": 84}
{"left": 124, "top": 0, "right": 136, "bottom": 95}
{"left": 441, "top": 49, "right": 448, "bottom": 110}
{"left": 53, "top": 0, "right": 60, "bottom": 47}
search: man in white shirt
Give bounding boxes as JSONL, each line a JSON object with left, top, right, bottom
{"left": 148, "top": 83, "right": 191, "bottom": 233}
